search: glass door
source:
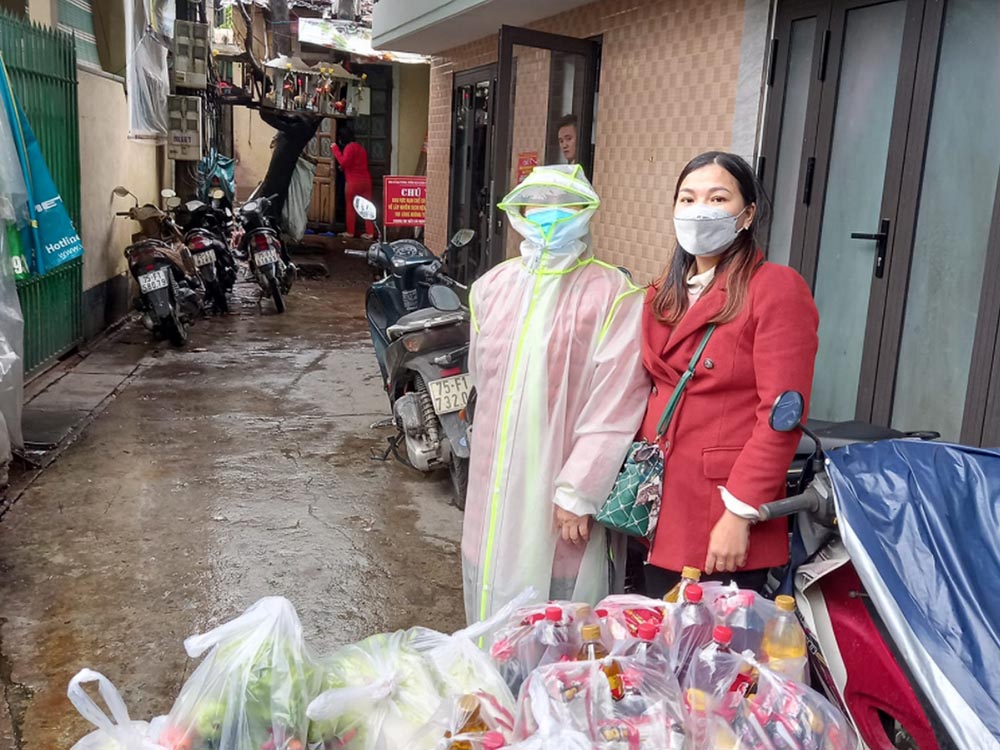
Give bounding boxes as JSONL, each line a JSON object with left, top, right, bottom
{"left": 762, "top": 0, "right": 1000, "bottom": 443}
{"left": 490, "top": 25, "right": 600, "bottom": 267}
{"left": 761, "top": 0, "right": 926, "bottom": 423}
{"left": 449, "top": 66, "right": 495, "bottom": 285}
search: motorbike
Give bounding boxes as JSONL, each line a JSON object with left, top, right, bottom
{"left": 346, "top": 196, "right": 476, "bottom": 508}
{"left": 168, "top": 190, "right": 238, "bottom": 315}
{"left": 758, "top": 392, "right": 987, "bottom": 750}
{"left": 112, "top": 186, "right": 204, "bottom": 346}
{"left": 237, "top": 193, "right": 294, "bottom": 313}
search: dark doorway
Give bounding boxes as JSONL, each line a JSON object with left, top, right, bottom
{"left": 448, "top": 64, "right": 495, "bottom": 285}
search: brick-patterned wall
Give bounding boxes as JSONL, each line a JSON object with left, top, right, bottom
{"left": 426, "top": 0, "right": 748, "bottom": 282}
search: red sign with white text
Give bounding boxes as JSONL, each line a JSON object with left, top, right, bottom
{"left": 383, "top": 176, "right": 427, "bottom": 226}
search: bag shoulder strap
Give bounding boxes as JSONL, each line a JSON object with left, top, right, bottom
{"left": 656, "top": 324, "right": 716, "bottom": 439}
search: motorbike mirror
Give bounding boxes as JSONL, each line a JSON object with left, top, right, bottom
{"left": 160, "top": 188, "right": 177, "bottom": 199}
{"left": 450, "top": 229, "right": 475, "bottom": 248}
{"left": 166, "top": 196, "right": 182, "bottom": 209}
{"left": 210, "top": 187, "right": 225, "bottom": 200}
{"left": 769, "top": 391, "right": 805, "bottom": 432}
{"left": 353, "top": 196, "right": 377, "bottom": 221}
{"left": 112, "top": 186, "right": 139, "bottom": 206}
{"left": 428, "top": 284, "right": 462, "bottom": 312}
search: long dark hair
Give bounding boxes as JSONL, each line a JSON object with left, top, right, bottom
{"left": 652, "top": 151, "right": 770, "bottom": 325}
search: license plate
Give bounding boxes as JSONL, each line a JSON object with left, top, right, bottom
{"left": 194, "top": 249, "right": 216, "bottom": 267}
{"left": 428, "top": 374, "right": 471, "bottom": 415}
{"left": 254, "top": 248, "right": 280, "bottom": 266}
{"left": 138, "top": 269, "right": 169, "bottom": 293}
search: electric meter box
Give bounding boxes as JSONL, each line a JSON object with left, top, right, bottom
{"left": 174, "top": 20, "right": 210, "bottom": 89}
{"left": 167, "top": 95, "right": 203, "bottom": 161}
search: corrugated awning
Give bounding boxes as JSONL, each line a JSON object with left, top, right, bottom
{"left": 297, "top": 19, "right": 428, "bottom": 64}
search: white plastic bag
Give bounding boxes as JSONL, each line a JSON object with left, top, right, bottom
{"left": 307, "top": 629, "right": 446, "bottom": 750}
{"left": 307, "top": 590, "right": 531, "bottom": 749}
{"left": 157, "top": 596, "right": 319, "bottom": 750}
{"left": 281, "top": 157, "right": 316, "bottom": 241}
{"left": 125, "top": 0, "right": 170, "bottom": 139}
{"left": 68, "top": 669, "right": 166, "bottom": 750}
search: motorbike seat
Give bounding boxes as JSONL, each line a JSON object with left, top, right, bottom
{"left": 795, "top": 419, "right": 907, "bottom": 455}
{"left": 387, "top": 308, "right": 468, "bottom": 340}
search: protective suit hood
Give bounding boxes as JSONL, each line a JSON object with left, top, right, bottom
{"left": 498, "top": 164, "right": 599, "bottom": 263}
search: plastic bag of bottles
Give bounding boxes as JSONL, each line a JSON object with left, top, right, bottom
{"left": 489, "top": 600, "right": 592, "bottom": 694}
{"left": 68, "top": 669, "right": 167, "bottom": 750}
{"left": 594, "top": 594, "right": 671, "bottom": 644}
{"left": 705, "top": 589, "right": 808, "bottom": 683}
{"left": 155, "top": 597, "right": 320, "bottom": 750}
{"left": 408, "top": 691, "right": 516, "bottom": 750}
{"left": 514, "top": 657, "right": 688, "bottom": 749}
{"left": 732, "top": 665, "right": 861, "bottom": 750}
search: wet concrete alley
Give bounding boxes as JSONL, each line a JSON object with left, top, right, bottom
{"left": 0, "top": 259, "right": 465, "bottom": 749}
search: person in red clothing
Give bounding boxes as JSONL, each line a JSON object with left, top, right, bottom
{"left": 332, "top": 125, "right": 375, "bottom": 239}
{"left": 638, "top": 151, "right": 819, "bottom": 595}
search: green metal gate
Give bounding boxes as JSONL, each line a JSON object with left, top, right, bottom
{"left": 0, "top": 12, "right": 82, "bottom": 375}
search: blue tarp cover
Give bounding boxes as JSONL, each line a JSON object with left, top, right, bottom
{"left": 827, "top": 440, "right": 1000, "bottom": 748}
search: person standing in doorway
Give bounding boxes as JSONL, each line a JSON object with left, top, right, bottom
{"left": 557, "top": 115, "right": 578, "bottom": 165}
{"left": 332, "top": 124, "right": 375, "bottom": 239}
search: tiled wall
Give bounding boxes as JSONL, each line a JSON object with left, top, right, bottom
{"left": 426, "top": 0, "right": 751, "bottom": 283}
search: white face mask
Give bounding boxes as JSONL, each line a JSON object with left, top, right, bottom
{"left": 673, "top": 204, "right": 750, "bottom": 257}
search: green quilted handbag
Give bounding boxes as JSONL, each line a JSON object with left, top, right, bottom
{"left": 596, "top": 325, "right": 716, "bottom": 539}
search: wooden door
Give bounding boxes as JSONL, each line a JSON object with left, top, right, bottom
{"left": 307, "top": 118, "right": 334, "bottom": 228}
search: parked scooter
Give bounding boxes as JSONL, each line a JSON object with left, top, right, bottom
{"left": 169, "top": 190, "right": 238, "bottom": 314}
{"left": 237, "top": 193, "right": 294, "bottom": 312}
{"left": 760, "top": 393, "right": 962, "bottom": 750}
{"left": 346, "top": 196, "right": 476, "bottom": 508}
{"left": 112, "top": 186, "right": 203, "bottom": 346}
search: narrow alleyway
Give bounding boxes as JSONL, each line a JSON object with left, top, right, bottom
{"left": 0, "top": 258, "right": 465, "bottom": 749}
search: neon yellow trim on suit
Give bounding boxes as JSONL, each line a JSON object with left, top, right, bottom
{"left": 599, "top": 286, "right": 644, "bottom": 343}
{"left": 479, "top": 258, "right": 545, "bottom": 623}
{"left": 469, "top": 293, "right": 480, "bottom": 334}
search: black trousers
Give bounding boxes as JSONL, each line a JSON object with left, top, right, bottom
{"left": 640, "top": 564, "right": 769, "bottom": 598}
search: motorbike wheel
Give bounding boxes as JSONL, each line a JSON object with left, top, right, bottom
{"left": 449, "top": 456, "right": 469, "bottom": 511}
{"left": 209, "top": 279, "right": 229, "bottom": 314}
{"left": 268, "top": 273, "right": 286, "bottom": 313}
{"left": 162, "top": 308, "right": 188, "bottom": 347}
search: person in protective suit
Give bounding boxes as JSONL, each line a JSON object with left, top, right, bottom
{"left": 462, "top": 164, "right": 651, "bottom": 625}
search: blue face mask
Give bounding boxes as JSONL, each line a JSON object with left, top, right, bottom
{"left": 525, "top": 207, "right": 576, "bottom": 238}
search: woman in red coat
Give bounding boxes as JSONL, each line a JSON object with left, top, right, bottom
{"left": 332, "top": 125, "right": 376, "bottom": 239}
{"left": 639, "top": 151, "right": 819, "bottom": 595}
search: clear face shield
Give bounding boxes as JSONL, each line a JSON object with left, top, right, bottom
{"left": 500, "top": 166, "right": 600, "bottom": 250}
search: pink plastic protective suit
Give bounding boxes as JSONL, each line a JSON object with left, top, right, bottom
{"left": 462, "top": 164, "right": 651, "bottom": 626}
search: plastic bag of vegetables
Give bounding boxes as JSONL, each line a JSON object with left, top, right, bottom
{"left": 306, "top": 628, "right": 447, "bottom": 750}
{"left": 156, "top": 596, "right": 320, "bottom": 750}
{"left": 307, "top": 591, "right": 531, "bottom": 750}
{"left": 68, "top": 669, "right": 167, "bottom": 750}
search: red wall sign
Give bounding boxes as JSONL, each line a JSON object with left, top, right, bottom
{"left": 383, "top": 176, "right": 427, "bottom": 226}
{"left": 517, "top": 151, "right": 538, "bottom": 183}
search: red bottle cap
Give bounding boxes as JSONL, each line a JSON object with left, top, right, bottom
{"left": 737, "top": 591, "right": 756, "bottom": 607}
{"left": 637, "top": 622, "right": 659, "bottom": 641}
{"left": 545, "top": 606, "right": 563, "bottom": 622}
{"left": 684, "top": 583, "right": 704, "bottom": 603}
{"left": 713, "top": 625, "right": 733, "bottom": 645}
{"left": 482, "top": 731, "right": 506, "bottom": 750}
{"left": 595, "top": 608, "right": 608, "bottom": 619}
